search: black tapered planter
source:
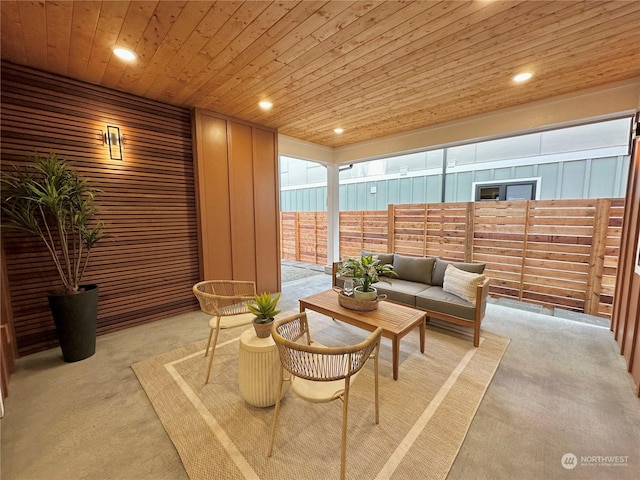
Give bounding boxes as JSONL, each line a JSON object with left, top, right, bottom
{"left": 48, "top": 284, "right": 99, "bottom": 362}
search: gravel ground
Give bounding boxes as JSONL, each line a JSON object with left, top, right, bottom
{"left": 281, "top": 264, "right": 324, "bottom": 283}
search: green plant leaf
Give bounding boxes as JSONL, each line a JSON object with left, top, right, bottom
{"left": 0, "top": 152, "right": 106, "bottom": 293}
{"left": 338, "top": 255, "right": 397, "bottom": 292}
{"left": 247, "top": 292, "right": 281, "bottom": 321}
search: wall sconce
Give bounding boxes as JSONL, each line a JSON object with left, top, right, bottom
{"left": 102, "top": 125, "right": 123, "bottom": 160}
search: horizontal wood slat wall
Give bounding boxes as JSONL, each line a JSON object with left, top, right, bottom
{"left": 1, "top": 62, "right": 199, "bottom": 356}
{"left": 280, "top": 198, "right": 625, "bottom": 320}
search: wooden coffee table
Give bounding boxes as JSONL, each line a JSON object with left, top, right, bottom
{"left": 299, "top": 290, "right": 427, "bottom": 380}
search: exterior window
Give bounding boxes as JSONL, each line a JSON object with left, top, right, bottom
{"left": 475, "top": 180, "right": 537, "bottom": 201}
{"left": 478, "top": 186, "right": 501, "bottom": 200}
{"left": 505, "top": 183, "right": 534, "bottom": 200}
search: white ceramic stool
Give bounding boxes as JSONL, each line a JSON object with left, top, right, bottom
{"left": 238, "top": 328, "right": 288, "bottom": 407}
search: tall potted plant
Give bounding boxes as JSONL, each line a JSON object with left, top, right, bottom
{"left": 1, "top": 153, "right": 105, "bottom": 362}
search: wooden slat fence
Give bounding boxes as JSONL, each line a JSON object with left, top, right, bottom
{"left": 340, "top": 210, "right": 389, "bottom": 257}
{"left": 602, "top": 200, "right": 625, "bottom": 318}
{"left": 390, "top": 203, "right": 471, "bottom": 260}
{"left": 280, "top": 198, "right": 625, "bottom": 319}
{"left": 280, "top": 212, "right": 327, "bottom": 265}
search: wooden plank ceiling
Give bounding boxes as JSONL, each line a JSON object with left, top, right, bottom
{"left": 1, "top": 1, "right": 639, "bottom": 148}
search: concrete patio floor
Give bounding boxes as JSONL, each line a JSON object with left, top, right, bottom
{"left": 1, "top": 267, "right": 638, "bottom": 480}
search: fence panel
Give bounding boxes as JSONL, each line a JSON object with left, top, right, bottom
{"left": 390, "top": 204, "right": 428, "bottom": 257}
{"left": 340, "top": 211, "right": 389, "bottom": 258}
{"left": 472, "top": 201, "right": 528, "bottom": 300}
{"left": 298, "top": 212, "right": 327, "bottom": 265}
{"left": 279, "top": 198, "right": 624, "bottom": 319}
{"left": 601, "top": 198, "right": 625, "bottom": 318}
{"left": 280, "top": 212, "right": 298, "bottom": 261}
{"left": 280, "top": 212, "right": 326, "bottom": 264}
{"left": 520, "top": 200, "right": 598, "bottom": 313}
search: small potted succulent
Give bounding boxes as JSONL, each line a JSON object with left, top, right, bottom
{"left": 247, "top": 292, "right": 281, "bottom": 338}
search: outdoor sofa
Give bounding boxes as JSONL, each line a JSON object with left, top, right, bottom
{"left": 332, "top": 251, "right": 491, "bottom": 347}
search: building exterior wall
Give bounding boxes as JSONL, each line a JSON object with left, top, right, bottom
{"left": 282, "top": 155, "right": 630, "bottom": 212}
{"left": 281, "top": 118, "right": 632, "bottom": 212}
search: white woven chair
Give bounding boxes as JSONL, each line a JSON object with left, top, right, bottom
{"left": 267, "top": 312, "right": 382, "bottom": 480}
{"left": 192, "top": 280, "right": 256, "bottom": 384}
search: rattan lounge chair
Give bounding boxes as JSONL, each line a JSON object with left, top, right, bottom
{"left": 267, "top": 312, "right": 382, "bottom": 480}
{"left": 192, "top": 280, "right": 256, "bottom": 384}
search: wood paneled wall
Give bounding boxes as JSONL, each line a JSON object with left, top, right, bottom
{"left": 193, "top": 109, "right": 280, "bottom": 294}
{"left": 1, "top": 62, "right": 200, "bottom": 356}
{"left": 612, "top": 128, "right": 640, "bottom": 396}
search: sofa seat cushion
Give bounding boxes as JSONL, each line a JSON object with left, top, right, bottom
{"left": 373, "top": 279, "right": 429, "bottom": 307}
{"left": 415, "top": 286, "right": 475, "bottom": 321}
{"left": 392, "top": 254, "right": 436, "bottom": 284}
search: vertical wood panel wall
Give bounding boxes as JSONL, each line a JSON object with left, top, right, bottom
{"left": 612, "top": 133, "right": 640, "bottom": 396}
{"left": 0, "top": 62, "right": 199, "bottom": 356}
{"left": 193, "top": 109, "right": 280, "bottom": 294}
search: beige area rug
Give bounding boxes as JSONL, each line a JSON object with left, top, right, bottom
{"left": 132, "top": 313, "right": 509, "bottom": 480}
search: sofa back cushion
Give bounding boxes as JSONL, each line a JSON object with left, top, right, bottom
{"left": 432, "top": 259, "right": 485, "bottom": 287}
{"left": 360, "top": 250, "right": 394, "bottom": 266}
{"left": 392, "top": 254, "right": 436, "bottom": 285}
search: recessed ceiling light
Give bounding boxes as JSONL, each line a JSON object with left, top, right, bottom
{"left": 334, "top": 128, "right": 344, "bottom": 134}
{"left": 512, "top": 72, "right": 533, "bottom": 83}
{"left": 259, "top": 100, "right": 273, "bottom": 110}
{"left": 113, "top": 48, "right": 136, "bottom": 61}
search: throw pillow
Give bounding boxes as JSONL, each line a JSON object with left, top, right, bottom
{"left": 442, "top": 264, "right": 486, "bottom": 304}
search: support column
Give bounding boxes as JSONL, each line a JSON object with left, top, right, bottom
{"left": 326, "top": 163, "right": 340, "bottom": 270}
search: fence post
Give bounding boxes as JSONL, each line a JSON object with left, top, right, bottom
{"left": 314, "top": 212, "right": 319, "bottom": 265}
{"left": 465, "top": 202, "right": 474, "bottom": 262}
{"left": 294, "top": 212, "right": 300, "bottom": 262}
{"left": 423, "top": 204, "right": 428, "bottom": 257}
{"left": 518, "top": 201, "right": 531, "bottom": 302}
{"left": 584, "top": 199, "right": 610, "bottom": 316}
{"left": 387, "top": 204, "right": 395, "bottom": 253}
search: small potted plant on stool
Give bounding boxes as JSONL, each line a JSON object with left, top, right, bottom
{"left": 248, "top": 292, "right": 281, "bottom": 338}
